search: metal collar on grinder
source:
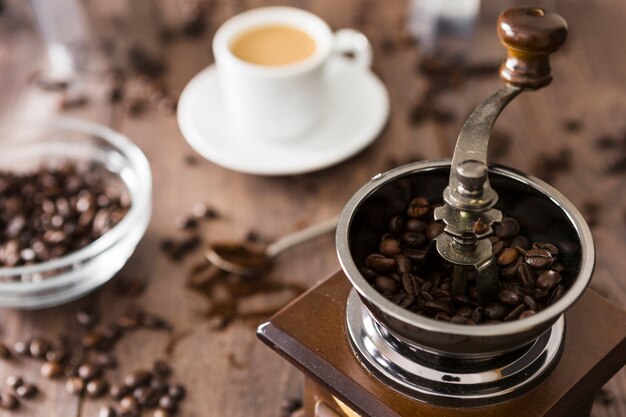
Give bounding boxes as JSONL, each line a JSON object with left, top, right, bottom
{"left": 434, "top": 7, "right": 568, "bottom": 306}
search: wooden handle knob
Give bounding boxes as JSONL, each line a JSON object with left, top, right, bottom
{"left": 497, "top": 7, "right": 568, "bottom": 89}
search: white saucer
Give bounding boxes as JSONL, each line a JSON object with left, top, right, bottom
{"left": 177, "top": 64, "right": 389, "bottom": 176}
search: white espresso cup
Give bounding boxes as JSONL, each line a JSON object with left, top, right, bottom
{"left": 213, "top": 7, "right": 373, "bottom": 142}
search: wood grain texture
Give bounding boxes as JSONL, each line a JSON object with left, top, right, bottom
{"left": 0, "top": 0, "right": 623, "bottom": 416}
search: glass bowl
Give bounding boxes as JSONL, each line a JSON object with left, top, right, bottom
{"left": 0, "top": 118, "right": 152, "bottom": 309}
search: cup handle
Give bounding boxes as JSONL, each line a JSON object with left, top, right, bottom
{"left": 331, "top": 28, "right": 373, "bottom": 70}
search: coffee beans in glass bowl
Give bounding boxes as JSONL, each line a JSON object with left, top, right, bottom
{"left": 361, "top": 194, "right": 570, "bottom": 325}
{"left": 0, "top": 118, "right": 151, "bottom": 308}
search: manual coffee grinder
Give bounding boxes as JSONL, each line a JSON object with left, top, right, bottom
{"left": 258, "top": 7, "right": 626, "bottom": 417}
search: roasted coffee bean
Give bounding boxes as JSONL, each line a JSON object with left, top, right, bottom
{"left": 379, "top": 239, "right": 401, "bottom": 257}
{"left": 496, "top": 248, "right": 519, "bottom": 266}
{"left": 86, "top": 379, "right": 108, "bottom": 397}
{"left": 124, "top": 370, "right": 152, "bottom": 389}
{"left": 484, "top": 302, "right": 508, "bottom": 320}
{"left": 175, "top": 215, "right": 198, "bottom": 230}
{"left": 491, "top": 238, "right": 504, "bottom": 256}
{"left": 500, "top": 256, "right": 522, "bottom": 279}
{"left": 536, "top": 270, "right": 562, "bottom": 290}
{"left": 153, "top": 360, "right": 172, "bottom": 378}
{"left": 150, "top": 378, "right": 168, "bottom": 394}
{"left": 494, "top": 217, "right": 520, "bottom": 240}
{"left": 82, "top": 331, "right": 106, "bottom": 350}
{"left": 498, "top": 290, "right": 521, "bottom": 306}
{"left": 394, "top": 255, "right": 412, "bottom": 274}
{"left": 473, "top": 218, "right": 489, "bottom": 235}
{"left": 504, "top": 304, "right": 525, "bottom": 321}
{"left": 29, "top": 337, "right": 50, "bottom": 358}
{"left": 523, "top": 295, "right": 538, "bottom": 311}
{"left": 6, "top": 375, "right": 23, "bottom": 389}
{"left": 120, "top": 395, "right": 140, "bottom": 412}
{"left": 405, "top": 218, "right": 426, "bottom": 233}
{"left": 95, "top": 353, "right": 117, "bottom": 369}
{"left": 134, "top": 386, "right": 158, "bottom": 407}
{"left": 407, "top": 197, "right": 430, "bottom": 218}
{"left": 167, "top": 384, "right": 186, "bottom": 400}
{"left": 424, "top": 301, "right": 453, "bottom": 315}
{"left": 0, "top": 391, "right": 19, "bottom": 410}
{"left": 452, "top": 295, "right": 475, "bottom": 307}
{"left": 141, "top": 313, "right": 170, "bottom": 330}
{"left": 550, "top": 263, "right": 565, "bottom": 273}
{"left": 76, "top": 309, "right": 99, "bottom": 327}
{"left": 425, "top": 222, "right": 445, "bottom": 240}
{"left": 99, "top": 406, "right": 118, "bottom": 417}
{"left": 117, "top": 313, "right": 140, "bottom": 330}
{"left": 450, "top": 315, "right": 467, "bottom": 324}
{"left": 519, "top": 310, "right": 536, "bottom": 319}
{"left": 388, "top": 216, "right": 404, "bottom": 235}
{"left": 398, "top": 294, "right": 415, "bottom": 308}
{"left": 434, "top": 312, "right": 451, "bottom": 321}
{"left": 471, "top": 307, "right": 484, "bottom": 323}
{"left": 401, "top": 274, "right": 418, "bottom": 295}
{"left": 517, "top": 263, "right": 535, "bottom": 288}
{"left": 431, "top": 288, "right": 450, "bottom": 299}
{"left": 0, "top": 342, "right": 10, "bottom": 359}
{"left": 158, "top": 395, "right": 177, "bottom": 412}
{"left": 533, "top": 242, "right": 559, "bottom": 256}
{"left": 66, "top": 377, "right": 85, "bottom": 395}
{"left": 41, "top": 361, "right": 63, "bottom": 378}
{"left": 525, "top": 248, "right": 553, "bottom": 269}
{"left": 191, "top": 203, "right": 218, "bottom": 220}
{"left": 45, "top": 348, "right": 67, "bottom": 363}
{"left": 548, "top": 285, "right": 566, "bottom": 305}
{"left": 110, "top": 383, "right": 130, "bottom": 400}
{"left": 78, "top": 363, "right": 102, "bottom": 381}
{"left": 401, "top": 232, "right": 427, "bottom": 248}
{"left": 375, "top": 276, "right": 399, "bottom": 294}
{"left": 360, "top": 267, "right": 378, "bottom": 281}
{"left": 365, "top": 254, "right": 396, "bottom": 274}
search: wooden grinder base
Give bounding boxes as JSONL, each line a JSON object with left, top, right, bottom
{"left": 258, "top": 271, "right": 626, "bottom": 417}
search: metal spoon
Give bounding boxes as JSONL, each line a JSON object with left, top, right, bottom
{"left": 205, "top": 215, "right": 339, "bottom": 278}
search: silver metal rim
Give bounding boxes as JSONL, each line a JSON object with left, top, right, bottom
{"left": 336, "top": 159, "right": 595, "bottom": 338}
{"left": 346, "top": 290, "right": 565, "bottom": 407}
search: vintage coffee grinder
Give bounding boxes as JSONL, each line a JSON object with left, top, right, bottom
{"left": 258, "top": 7, "right": 626, "bottom": 417}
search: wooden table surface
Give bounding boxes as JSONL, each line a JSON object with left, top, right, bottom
{"left": 0, "top": 1, "right": 624, "bottom": 416}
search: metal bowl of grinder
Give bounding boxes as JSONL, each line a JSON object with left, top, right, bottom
{"left": 336, "top": 160, "right": 594, "bottom": 360}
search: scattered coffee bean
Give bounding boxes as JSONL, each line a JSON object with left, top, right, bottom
{"left": 110, "top": 383, "right": 130, "bottom": 400}
{"left": 158, "top": 395, "right": 177, "bottom": 412}
{"left": 124, "top": 370, "right": 152, "bottom": 389}
{"left": 175, "top": 215, "right": 198, "bottom": 230}
{"left": 86, "top": 379, "right": 108, "bottom": 397}
{"left": 99, "top": 406, "right": 118, "bottom": 417}
{"left": 16, "top": 383, "right": 37, "bottom": 399}
{"left": 167, "top": 384, "right": 185, "bottom": 400}
{"left": 6, "top": 375, "right": 23, "bottom": 389}
{"left": 0, "top": 342, "right": 10, "bottom": 359}
{"left": 153, "top": 360, "right": 172, "bottom": 378}
{"left": 41, "top": 361, "right": 63, "bottom": 378}
{"left": 77, "top": 309, "right": 99, "bottom": 327}
{"left": 78, "top": 363, "right": 102, "bottom": 381}
{"left": 0, "top": 391, "right": 19, "bottom": 410}
{"left": 29, "top": 337, "right": 50, "bottom": 358}
{"left": 120, "top": 395, "right": 140, "bottom": 413}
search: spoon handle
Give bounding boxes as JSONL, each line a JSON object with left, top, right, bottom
{"left": 266, "top": 215, "right": 339, "bottom": 258}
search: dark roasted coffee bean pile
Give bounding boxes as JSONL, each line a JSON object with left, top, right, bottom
{"left": 0, "top": 306, "right": 185, "bottom": 415}
{"left": 0, "top": 162, "right": 130, "bottom": 273}
{"left": 361, "top": 196, "right": 569, "bottom": 325}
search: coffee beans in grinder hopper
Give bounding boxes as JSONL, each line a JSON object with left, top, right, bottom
{"left": 362, "top": 196, "right": 570, "bottom": 325}
{"left": 0, "top": 162, "right": 130, "bottom": 276}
